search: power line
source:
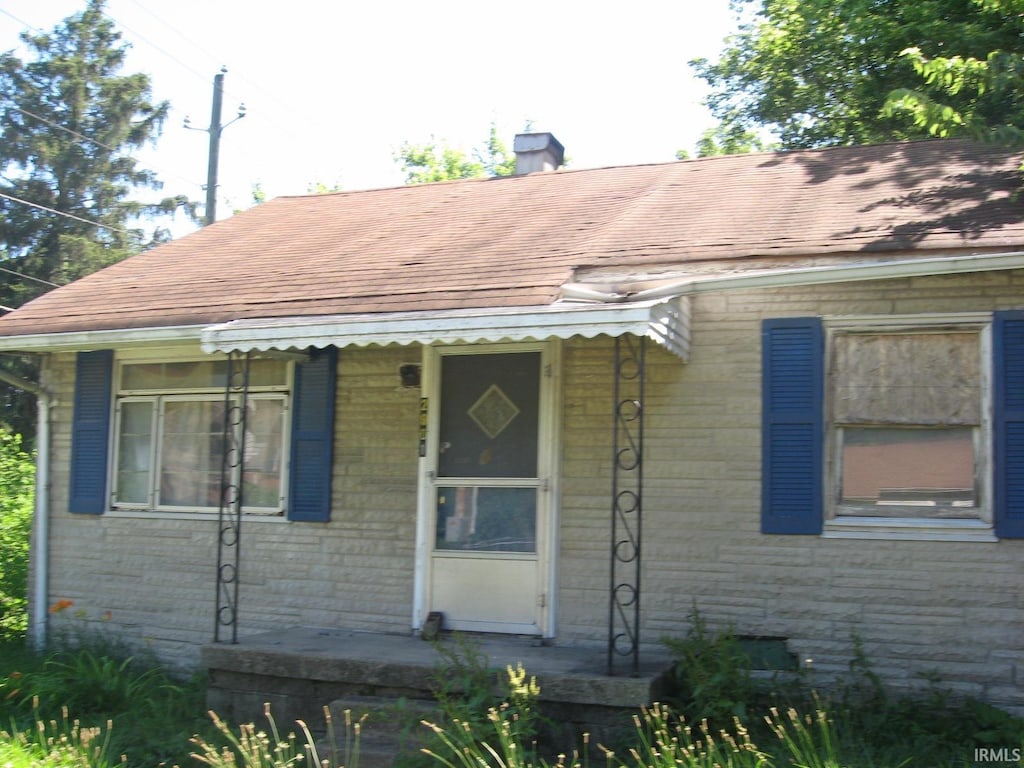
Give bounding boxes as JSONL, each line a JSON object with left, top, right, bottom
{"left": 2, "top": 6, "right": 208, "bottom": 194}
{"left": 103, "top": 7, "right": 212, "bottom": 86}
{"left": 6, "top": 104, "right": 204, "bottom": 191}
{"left": 0, "top": 191, "right": 132, "bottom": 235}
{"left": 0, "top": 266, "right": 61, "bottom": 288}
{"left": 0, "top": 7, "right": 41, "bottom": 33}
{"left": 9, "top": 2, "right": 290, "bottom": 173}
{"left": 109, "top": 4, "right": 295, "bottom": 152}
{"left": 3, "top": 4, "right": 293, "bottom": 213}
{"left": 8, "top": 104, "right": 120, "bottom": 154}
{"left": 105, "top": 4, "right": 260, "bottom": 125}
{"left": 119, "top": 1, "right": 263, "bottom": 111}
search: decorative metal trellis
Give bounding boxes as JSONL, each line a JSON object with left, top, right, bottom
{"left": 214, "top": 351, "right": 251, "bottom": 643}
{"left": 608, "top": 335, "right": 645, "bottom": 676}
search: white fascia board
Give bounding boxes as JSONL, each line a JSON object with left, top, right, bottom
{"left": 0, "top": 325, "right": 205, "bottom": 353}
{"left": 563, "top": 250, "right": 1024, "bottom": 302}
{"left": 201, "top": 298, "right": 692, "bottom": 360}
{"left": 681, "top": 249, "right": 1024, "bottom": 295}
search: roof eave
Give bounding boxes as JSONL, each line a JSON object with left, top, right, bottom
{"left": 3, "top": 249, "right": 1024, "bottom": 358}
{"left": 562, "top": 249, "right": 1024, "bottom": 302}
{"left": 0, "top": 324, "right": 207, "bottom": 353}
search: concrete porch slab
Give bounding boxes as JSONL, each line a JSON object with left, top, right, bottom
{"left": 202, "top": 627, "right": 674, "bottom": 735}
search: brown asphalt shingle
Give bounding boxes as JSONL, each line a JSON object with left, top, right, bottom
{"left": 1, "top": 138, "right": 1022, "bottom": 337}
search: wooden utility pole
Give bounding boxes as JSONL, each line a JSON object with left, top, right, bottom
{"left": 186, "top": 67, "right": 245, "bottom": 226}
{"left": 205, "top": 70, "right": 225, "bottom": 226}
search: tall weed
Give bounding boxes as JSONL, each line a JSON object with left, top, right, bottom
{"left": 0, "top": 705, "right": 119, "bottom": 768}
{"left": 428, "top": 635, "right": 543, "bottom": 743}
{"left": 414, "top": 639, "right": 545, "bottom": 766}
{"left": 420, "top": 699, "right": 858, "bottom": 768}
{"left": 660, "top": 610, "right": 757, "bottom": 729}
{"left": 189, "top": 703, "right": 359, "bottom": 768}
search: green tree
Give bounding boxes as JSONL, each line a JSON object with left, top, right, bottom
{"left": 884, "top": 0, "right": 1024, "bottom": 145}
{"left": 0, "top": 0, "right": 193, "bottom": 441}
{"left": 693, "top": 0, "right": 1024, "bottom": 149}
{"left": 0, "top": 429, "right": 33, "bottom": 641}
{"left": 395, "top": 139, "right": 483, "bottom": 184}
{"left": 395, "top": 123, "right": 516, "bottom": 184}
{"left": 0, "top": 0, "right": 194, "bottom": 308}
{"left": 677, "top": 120, "right": 773, "bottom": 159}
{"left": 306, "top": 180, "right": 344, "bottom": 194}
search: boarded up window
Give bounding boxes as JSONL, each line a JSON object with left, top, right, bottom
{"left": 832, "top": 332, "right": 980, "bottom": 426}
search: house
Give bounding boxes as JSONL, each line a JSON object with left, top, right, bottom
{"left": 1, "top": 134, "right": 1023, "bottom": 714}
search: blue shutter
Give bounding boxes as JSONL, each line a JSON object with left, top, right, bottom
{"left": 761, "top": 318, "right": 824, "bottom": 534}
{"left": 69, "top": 350, "right": 113, "bottom": 514}
{"left": 288, "top": 346, "right": 337, "bottom": 522}
{"left": 994, "top": 311, "right": 1024, "bottom": 539}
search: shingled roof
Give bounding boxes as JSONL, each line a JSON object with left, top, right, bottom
{"left": 1, "top": 137, "right": 1022, "bottom": 341}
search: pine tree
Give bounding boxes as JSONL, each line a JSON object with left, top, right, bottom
{"left": 0, "top": 0, "right": 196, "bottom": 442}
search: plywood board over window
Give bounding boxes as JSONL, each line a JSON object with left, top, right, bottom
{"left": 830, "top": 328, "right": 986, "bottom": 520}
{"left": 833, "top": 332, "right": 981, "bottom": 426}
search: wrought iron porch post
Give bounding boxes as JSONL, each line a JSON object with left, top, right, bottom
{"left": 214, "top": 351, "right": 251, "bottom": 643}
{"left": 608, "top": 335, "right": 644, "bottom": 675}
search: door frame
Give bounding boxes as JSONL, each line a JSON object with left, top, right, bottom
{"left": 412, "top": 340, "right": 561, "bottom": 637}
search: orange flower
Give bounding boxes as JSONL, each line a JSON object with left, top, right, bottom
{"left": 48, "top": 599, "right": 74, "bottom": 614}
{"left": 102, "top": 610, "right": 113, "bottom": 621}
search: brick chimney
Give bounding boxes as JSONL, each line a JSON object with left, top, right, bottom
{"left": 513, "top": 132, "right": 565, "bottom": 175}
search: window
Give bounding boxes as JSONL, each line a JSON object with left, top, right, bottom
{"left": 828, "top": 326, "right": 987, "bottom": 522}
{"left": 112, "top": 358, "right": 290, "bottom": 513}
{"left": 761, "top": 312, "right": 1024, "bottom": 540}
{"left": 70, "top": 347, "right": 337, "bottom": 520}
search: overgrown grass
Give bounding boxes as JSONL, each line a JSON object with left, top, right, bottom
{"left": 0, "top": 633, "right": 211, "bottom": 766}
{"left": 660, "top": 612, "right": 1024, "bottom": 767}
{"left": 2, "top": 620, "right": 1023, "bottom": 767}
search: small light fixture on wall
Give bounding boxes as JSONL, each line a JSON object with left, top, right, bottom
{"left": 399, "top": 364, "right": 421, "bottom": 388}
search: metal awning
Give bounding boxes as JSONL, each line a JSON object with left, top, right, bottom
{"left": 200, "top": 297, "right": 691, "bottom": 360}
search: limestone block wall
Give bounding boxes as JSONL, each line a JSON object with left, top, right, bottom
{"left": 558, "top": 270, "right": 1024, "bottom": 712}
{"left": 31, "top": 268, "right": 1024, "bottom": 712}
{"left": 38, "top": 345, "right": 422, "bottom": 670}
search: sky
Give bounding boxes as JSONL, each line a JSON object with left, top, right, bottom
{"left": 0, "top": 0, "right": 742, "bottom": 237}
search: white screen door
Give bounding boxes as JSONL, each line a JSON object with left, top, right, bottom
{"left": 417, "top": 345, "right": 556, "bottom": 635}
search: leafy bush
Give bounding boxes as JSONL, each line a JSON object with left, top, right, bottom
{"left": 660, "top": 610, "right": 758, "bottom": 729}
{"left": 429, "top": 633, "right": 498, "bottom": 730}
{"left": 0, "top": 429, "right": 33, "bottom": 641}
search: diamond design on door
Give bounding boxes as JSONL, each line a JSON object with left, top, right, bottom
{"left": 468, "top": 384, "right": 520, "bottom": 439}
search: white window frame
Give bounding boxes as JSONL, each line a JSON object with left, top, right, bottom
{"left": 110, "top": 350, "right": 292, "bottom": 515}
{"left": 823, "top": 313, "right": 996, "bottom": 542}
